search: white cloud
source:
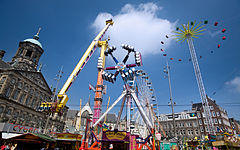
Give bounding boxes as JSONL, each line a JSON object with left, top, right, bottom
{"left": 225, "top": 76, "right": 240, "bottom": 93}
{"left": 207, "top": 30, "right": 222, "bottom": 38}
{"left": 92, "top": 3, "right": 175, "bottom": 61}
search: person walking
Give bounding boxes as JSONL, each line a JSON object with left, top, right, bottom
{"left": 0, "top": 142, "right": 6, "bottom": 150}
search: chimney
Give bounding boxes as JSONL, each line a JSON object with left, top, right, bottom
{"left": 0, "top": 50, "right": 5, "bottom": 59}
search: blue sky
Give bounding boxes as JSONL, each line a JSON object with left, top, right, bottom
{"left": 1, "top": 0, "right": 240, "bottom": 120}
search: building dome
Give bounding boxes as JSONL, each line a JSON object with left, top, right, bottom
{"left": 23, "top": 37, "right": 43, "bottom": 49}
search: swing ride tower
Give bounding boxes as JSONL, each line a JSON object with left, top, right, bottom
{"left": 174, "top": 22, "right": 215, "bottom": 135}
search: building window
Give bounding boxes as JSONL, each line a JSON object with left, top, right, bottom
{"left": 216, "top": 126, "right": 219, "bottom": 132}
{"left": 39, "top": 94, "right": 43, "bottom": 101}
{"left": 14, "top": 111, "right": 19, "bottom": 118}
{"left": 24, "top": 86, "right": 29, "bottom": 92}
{"left": 10, "top": 78, "right": 16, "bottom": 85}
{"left": 205, "top": 127, "right": 209, "bottom": 132}
{"left": 210, "top": 106, "right": 214, "bottom": 110}
{"left": 19, "top": 93, "right": 26, "bottom": 103}
{"left": 218, "top": 119, "right": 222, "bottom": 124}
{"left": 12, "top": 90, "right": 20, "bottom": 100}
{"left": 200, "top": 127, "right": 204, "bottom": 132}
{"left": 0, "top": 76, "right": 6, "bottom": 84}
{"left": 216, "top": 112, "right": 220, "bottom": 116}
{"left": 25, "top": 50, "right": 33, "bottom": 57}
{"left": 212, "top": 111, "right": 216, "bottom": 117}
{"left": 33, "top": 55, "right": 37, "bottom": 62}
{"left": 199, "top": 119, "right": 202, "bottom": 125}
{"left": 202, "top": 113, "right": 205, "bottom": 118}
{"left": 19, "top": 113, "right": 23, "bottom": 119}
{"left": 35, "top": 91, "right": 39, "bottom": 97}
{"left": 193, "top": 122, "right": 197, "bottom": 127}
{"left": 29, "top": 89, "right": 34, "bottom": 95}
{"left": 31, "top": 98, "right": 36, "bottom": 108}
{"left": 17, "top": 82, "right": 22, "bottom": 89}
{"left": 204, "top": 119, "right": 207, "bottom": 124}
{"left": 7, "top": 109, "right": 12, "bottom": 115}
{"left": 37, "top": 102, "right": 41, "bottom": 109}
{"left": 214, "top": 118, "right": 218, "bottom": 124}
{"left": 25, "top": 96, "right": 32, "bottom": 105}
{"left": 189, "top": 122, "right": 192, "bottom": 127}
{"left": 4, "top": 87, "right": 13, "bottom": 97}
{"left": 197, "top": 112, "right": 201, "bottom": 118}
{"left": 0, "top": 106, "right": 4, "bottom": 113}
{"left": 195, "top": 130, "right": 199, "bottom": 135}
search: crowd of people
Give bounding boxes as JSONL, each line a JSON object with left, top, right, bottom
{"left": 1, "top": 142, "right": 17, "bottom": 150}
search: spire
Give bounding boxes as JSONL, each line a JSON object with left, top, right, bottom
{"left": 33, "top": 27, "right": 41, "bottom": 40}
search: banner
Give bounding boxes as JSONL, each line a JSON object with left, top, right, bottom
{"left": 56, "top": 133, "right": 82, "bottom": 141}
{"left": 102, "top": 131, "right": 130, "bottom": 142}
{"left": 0, "top": 123, "right": 40, "bottom": 134}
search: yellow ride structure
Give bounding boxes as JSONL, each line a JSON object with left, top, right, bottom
{"left": 39, "top": 19, "right": 113, "bottom": 113}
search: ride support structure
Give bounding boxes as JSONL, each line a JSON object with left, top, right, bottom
{"left": 91, "top": 45, "right": 157, "bottom": 150}
{"left": 93, "top": 40, "right": 108, "bottom": 125}
{"left": 174, "top": 22, "right": 215, "bottom": 134}
{"left": 187, "top": 36, "right": 215, "bottom": 134}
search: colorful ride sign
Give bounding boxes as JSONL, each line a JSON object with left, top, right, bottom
{"left": 102, "top": 131, "right": 130, "bottom": 142}
{"left": 56, "top": 133, "right": 82, "bottom": 141}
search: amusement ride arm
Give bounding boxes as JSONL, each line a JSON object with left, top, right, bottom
{"left": 40, "top": 19, "right": 113, "bottom": 112}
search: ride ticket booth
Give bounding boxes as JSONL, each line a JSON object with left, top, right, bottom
{"left": 101, "top": 131, "right": 136, "bottom": 150}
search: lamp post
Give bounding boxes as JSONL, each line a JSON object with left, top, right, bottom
{"left": 43, "top": 66, "right": 63, "bottom": 134}
{"left": 164, "top": 62, "right": 177, "bottom": 139}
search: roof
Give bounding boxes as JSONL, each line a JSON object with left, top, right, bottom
{"left": 66, "top": 110, "right": 78, "bottom": 119}
{"left": 2, "top": 133, "right": 22, "bottom": 139}
{"left": 23, "top": 38, "right": 43, "bottom": 49}
{"left": 192, "top": 103, "right": 202, "bottom": 111}
{"left": 32, "top": 133, "right": 56, "bottom": 142}
{"left": 0, "top": 59, "right": 13, "bottom": 69}
{"left": 7, "top": 133, "right": 56, "bottom": 142}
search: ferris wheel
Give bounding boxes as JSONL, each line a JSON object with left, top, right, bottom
{"left": 130, "top": 70, "right": 159, "bottom": 138}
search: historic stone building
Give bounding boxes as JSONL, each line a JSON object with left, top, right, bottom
{"left": 192, "top": 96, "right": 231, "bottom": 136}
{"left": 0, "top": 31, "right": 67, "bottom": 134}
{"left": 158, "top": 110, "right": 202, "bottom": 140}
